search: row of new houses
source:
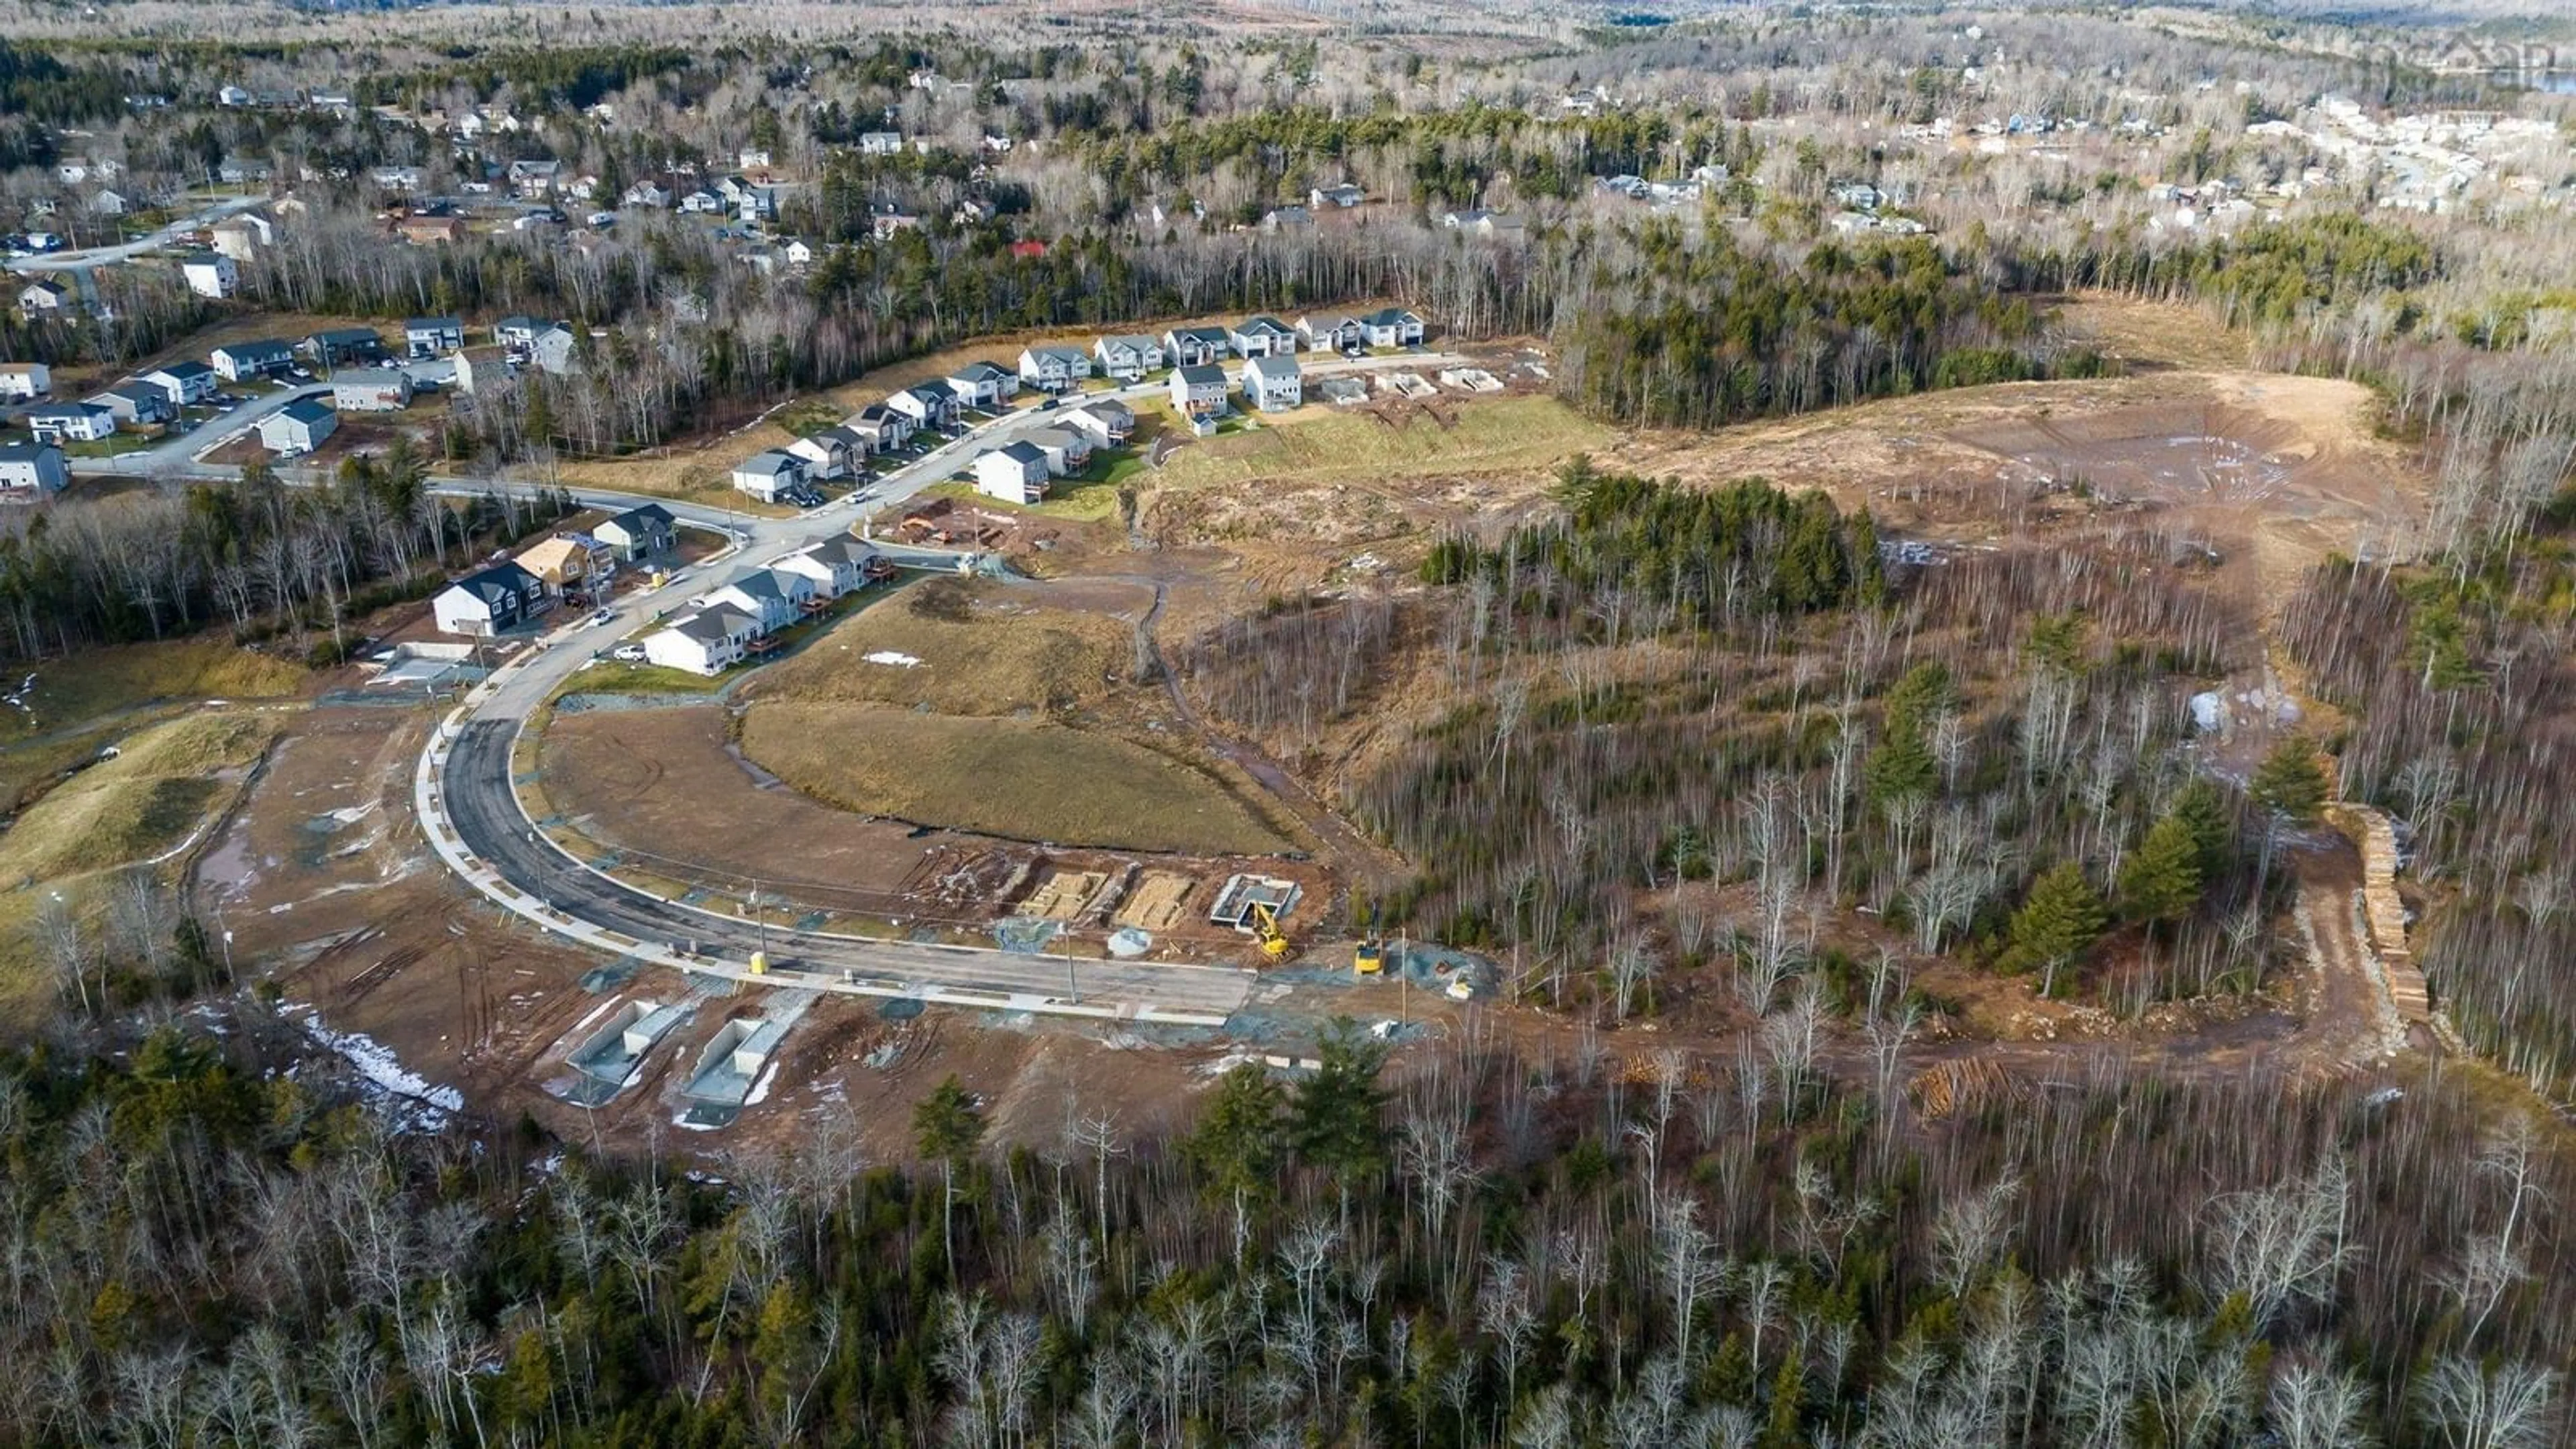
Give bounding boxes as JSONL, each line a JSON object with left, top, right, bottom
{"left": 431, "top": 504, "right": 678, "bottom": 635}
{"left": 641, "top": 536, "right": 889, "bottom": 674}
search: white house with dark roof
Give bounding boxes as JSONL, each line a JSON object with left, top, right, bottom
{"left": 331, "top": 370, "right": 415, "bottom": 411}
{"left": 1170, "top": 364, "right": 1228, "bottom": 420}
{"left": 404, "top": 317, "right": 464, "bottom": 357}
{"left": 946, "top": 361, "right": 1018, "bottom": 410}
{"left": 19, "top": 278, "right": 70, "bottom": 320}
{"left": 731, "top": 450, "right": 806, "bottom": 502}
{"left": 594, "top": 503, "right": 675, "bottom": 561}
{"left": 432, "top": 561, "right": 547, "bottom": 635}
{"left": 1092, "top": 334, "right": 1164, "bottom": 381}
{"left": 786, "top": 427, "right": 865, "bottom": 481}
{"left": 1359, "top": 307, "right": 1427, "bottom": 347}
{"left": 973, "top": 441, "right": 1051, "bottom": 503}
{"left": 1062, "top": 398, "right": 1133, "bottom": 444}
{"left": 771, "top": 535, "right": 880, "bottom": 598}
{"left": 0, "top": 443, "right": 70, "bottom": 500}
{"left": 258, "top": 398, "right": 337, "bottom": 455}
{"left": 1310, "top": 182, "right": 1366, "bottom": 209}
{"left": 142, "top": 362, "right": 217, "bottom": 407}
{"left": 1228, "top": 316, "right": 1297, "bottom": 358}
{"left": 0, "top": 362, "right": 48, "bottom": 400}
{"left": 28, "top": 403, "right": 115, "bottom": 444}
{"left": 89, "top": 382, "right": 170, "bottom": 426}
{"left": 1241, "top": 355, "right": 1303, "bottom": 413}
{"left": 1162, "top": 325, "right": 1230, "bottom": 368}
{"left": 643, "top": 606, "right": 759, "bottom": 675}
{"left": 1022, "top": 425, "right": 1093, "bottom": 477}
{"left": 1016, "top": 345, "right": 1091, "bottom": 391}
{"left": 1297, "top": 313, "right": 1362, "bottom": 352}
{"left": 891, "top": 384, "right": 959, "bottom": 430}
{"left": 706, "top": 570, "right": 805, "bottom": 632}
{"left": 847, "top": 403, "right": 914, "bottom": 451}
{"left": 211, "top": 339, "right": 294, "bottom": 381}
{"left": 179, "top": 254, "right": 238, "bottom": 299}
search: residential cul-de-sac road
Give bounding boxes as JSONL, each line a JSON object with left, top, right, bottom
{"left": 419, "top": 354, "right": 1465, "bottom": 1020}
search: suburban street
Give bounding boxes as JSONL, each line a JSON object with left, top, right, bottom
{"left": 438, "top": 720, "right": 1261, "bottom": 1018}
{"left": 4, "top": 193, "right": 268, "bottom": 272}
{"left": 420, "top": 351, "right": 1462, "bottom": 1016}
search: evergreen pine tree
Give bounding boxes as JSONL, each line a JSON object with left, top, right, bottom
{"left": 2169, "top": 777, "right": 2233, "bottom": 880}
{"left": 2251, "top": 735, "right": 2330, "bottom": 824}
{"left": 2003, "top": 862, "right": 2108, "bottom": 997}
{"left": 2120, "top": 813, "right": 2204, "bottom": 924}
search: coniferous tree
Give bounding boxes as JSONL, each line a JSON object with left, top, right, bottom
{"left": 2251, "top": 736, "right": 2331, "bottom": 824}
{"left": 2003, "top": 862, "right": 2108, "bottom": 997}
{"left": 914, "top": 1076, "right": 983, "bottom": 1279}
{"left": 2121, "top": 813, "right": 2206, "bottom": 924}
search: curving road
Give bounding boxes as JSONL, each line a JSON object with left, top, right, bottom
{"left": 419, "top": 352, "right": 1466, "bottom": 1020}
{"left": 437, "top": 720, "right": 1260, "bottom": 1017}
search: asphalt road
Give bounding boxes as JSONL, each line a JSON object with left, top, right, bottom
{"left": 441, "top": 720, "right": 1258, "bottom": 1015}
{"left": 68, "top": 360, "right": 466, "bottom": 479}
{"left": 5, "top": 194, "right": 269, "bottom": 273}
{"left": 409, "top": 352, "right": 1464, "bottom": 1006}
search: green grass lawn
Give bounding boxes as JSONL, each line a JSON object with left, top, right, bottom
{"left": 62, "top": 433, "right": 156, "bottom": 458}
{"left": 556, "top": 661, "right": 727, "bottom": 698}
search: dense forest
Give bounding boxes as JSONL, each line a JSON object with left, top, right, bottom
{"left": 0, "top": 1012, "right": 2561, "bottom": 1447}
{"left": 0, "top": 451, "right": 574, "bottom": 662}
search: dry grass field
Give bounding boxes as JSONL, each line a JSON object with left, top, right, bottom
{"left": 745, "top": 579, "right": 1134, "bottom": 716}
{"left": 740, "top": 702, "right": 1295, "bottom": 856}
{"left": 0, "top": 710, "right": 282, "bottom": 1011}
{"left": 0, "top": 637, "right": 305, "bottom": 745}
{"left": 1147, "top": 393, "right": 1612, "bottom": 493}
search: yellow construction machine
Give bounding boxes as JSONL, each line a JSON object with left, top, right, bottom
{"left": 1250, "top": 901, "right": 1293, "bottom": 961}
{"left": 1353, "top": 906, "right": 1385, "bottom": 977}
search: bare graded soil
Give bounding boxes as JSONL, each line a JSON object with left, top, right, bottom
{"left": 741, "top": 702, "right": 1298, "bottom": 857}
{"left": 1617, "top": 369, "right": 2425, "bottom": 613}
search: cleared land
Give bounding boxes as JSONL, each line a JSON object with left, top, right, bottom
{"left": 0, "top": 710, "right": 280, "bottom": 1009}
{"left": 741, "top": 703, "right": 1295, "bottom": 855}
{"left": 0, "top": 637, "right": 305, "bottom": 743}
{"left": 1148, "top": 393, "right": 1611, "bottom": 493}
{"left": 1617, "top": 368, "right": 2426, "bottom": 609}
{"left": 743, "top": 579, "right": 1134, "bottom": 716}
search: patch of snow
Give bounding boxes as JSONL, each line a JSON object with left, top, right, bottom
{"left": 299, "top": 1016, "right": 464, "bottom": 1128}
{"left": 1195, "top": 1051, "right": 1264, "bottom": 1078}
{"left": 745, "top": 1059, "right": 782, "bottom": 1106}
{"left": 863, "top": 650, "right": 923, "bottom": 667}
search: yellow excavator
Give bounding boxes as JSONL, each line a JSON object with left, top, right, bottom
{"left": 1250, "top": 900, "right": 1293, "bottom": 961}
{"left": 1353, "top": 906, "right": 1385, "bottom": 977}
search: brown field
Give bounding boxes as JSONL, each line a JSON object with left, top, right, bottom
{"left": 743, "top": 578, "right": 1138, "bottom": 717}
{"left": 741, "top": 702, "right": 1297, "bottom": 856}
{"left": 1617, "top": 368, "right": 2427, "bottom": 612}
{"left": 0, "top": 709, "right": 282, "bottom": 1010}
{"left": 537, "top": 702, "right": 938, "bottom": 902}
{"left": 0, "top": 636, "right": 306, "bottom": 744}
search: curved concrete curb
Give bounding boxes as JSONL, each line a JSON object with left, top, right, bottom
{"left": 415, "top": 688, "right": 1247, "bottom": 1027}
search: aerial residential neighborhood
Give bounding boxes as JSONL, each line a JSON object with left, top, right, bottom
{"left": 3, "top": 5, "right": 2571, "bottom": 1442}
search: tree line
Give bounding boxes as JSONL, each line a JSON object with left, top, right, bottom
{"left": 0, "top": 1004, "right": 2561, "bottom": 1446}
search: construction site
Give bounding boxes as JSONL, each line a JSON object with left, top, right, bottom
{"left": 140, "top": 310, "right": 2475, "bottom": 1161}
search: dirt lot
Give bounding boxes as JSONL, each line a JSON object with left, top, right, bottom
{"left": 743, "top": 703, "right": 1299, "bottom": 856}
{"left": 743, "top": 577, "right": 1136, "bottom": 716}
{"left": 1618, "top": 368, "right": 2426, "bottom": 616}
